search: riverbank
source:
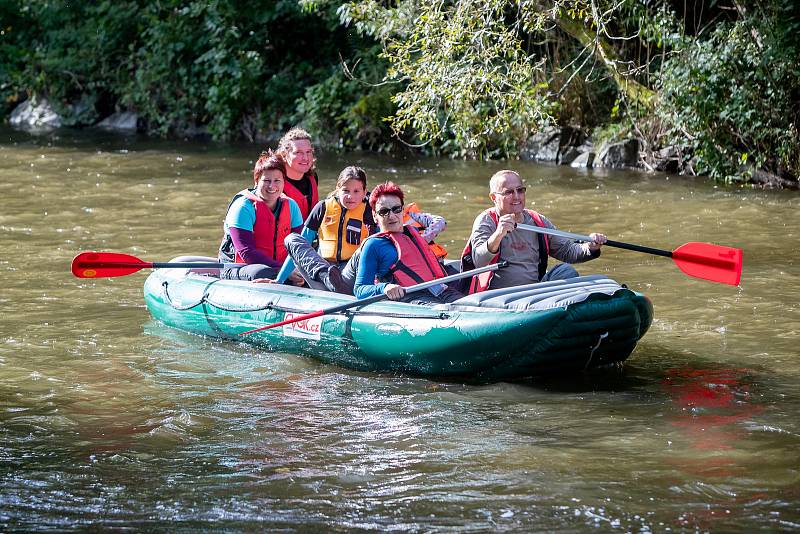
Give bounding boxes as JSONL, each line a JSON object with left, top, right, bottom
{"left": 6, "top": 96, "right": 798, "bottom": 190}
{"left": 520, "top": 125, "right": 799, "bottom": 190}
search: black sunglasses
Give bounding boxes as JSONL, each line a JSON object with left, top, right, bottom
{"left": 376, "top": 205, "right": 404, "bottom": 217}
{"left": 495, "top": 186, "right": 527, "bottom": 197}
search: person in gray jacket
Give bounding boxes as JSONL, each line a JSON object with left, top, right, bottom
{"left": 461, "top": 169, "right": 607, "bottom": 292}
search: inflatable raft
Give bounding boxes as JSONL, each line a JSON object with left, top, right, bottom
{"left": 143, "top": 257, "right": 653, "bottom": 382}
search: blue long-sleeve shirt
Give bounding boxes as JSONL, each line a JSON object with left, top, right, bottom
{"left": 353, "top": 238, "right": 399, "bottom": 299}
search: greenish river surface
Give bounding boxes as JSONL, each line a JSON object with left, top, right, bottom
{"left": 1, "top": 127, "right": 798, "bottom": 531}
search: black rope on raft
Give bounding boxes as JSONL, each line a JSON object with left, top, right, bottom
{"left": 161, "top": 281, "right": 451, "bottom": 320}
{"left": 163, "top": 280, "right": 283, "bottom": 313}
{"left": 343, "top": 310, "right": 451, "bottom": 321}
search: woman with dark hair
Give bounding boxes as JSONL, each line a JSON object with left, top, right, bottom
{"left": 217, "top": 151, "right": 305, "bottom": 282}
{"left": 353, "top": 181, "right": 464, "bottom": 305}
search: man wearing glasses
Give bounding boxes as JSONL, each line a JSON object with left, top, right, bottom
{"left": 462, "top": 170, "right": 607, "bottom": 293}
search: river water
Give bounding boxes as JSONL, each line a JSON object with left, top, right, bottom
{"left": 1, "top": 127, "right": 798, "bottom": 531}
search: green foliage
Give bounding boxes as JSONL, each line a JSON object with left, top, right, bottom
{"left": 122, "top": 0, "right": 362, "bottom": 140}
{"left": 0, "top": 0, "right": 397, "bottom": 148}
{"left": 2, "top": 0, "right": 798, "bottom": 184}
{"left": 340, "top": 0, "right": 567, "bottom": 157}
{"left": 2, "top": 0, "right": 142, "bottom": 122}
{"left": 657, "top": 7, "right": 800, "bottom": 181}
{"left": 294, "top": 54, "right": 398, "bottom": 152}
{"left": 338, "top": 0, "right": 669, "bottom": 158}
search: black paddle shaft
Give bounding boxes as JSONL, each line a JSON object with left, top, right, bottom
{"left": 605, "top": 240, "right": 673, "bottom": 258}
{"left": 516, "top": 223, "right": 674, "bottom": 258}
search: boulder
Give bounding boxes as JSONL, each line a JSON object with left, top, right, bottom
{"left": 560, "top": 139, "right": 593, "bottom": 166}
{"left": 750, "top": 168, "right": 799, "bottom": 189}
{"left": 61, "top": 95, "right": 98, "bottom": 127}
{"left": 652, "top": 145, "right": 682, "bottom": 173}
{"left": 96, "top": 111, "right": 138, "bottom": 132}
{"left": 9, "top": 97, "right": 62, "bottom": 130}
{"left": 558, "top": 126, "right": 587, "bottom": 149}
{"left": 596, "top": 139, "right": 640, "bottom": 169}
{"left": 558, "top": 146, "right": 583, "bottom": 165}
{"left": 520, "top": 126, "right": 560, "bottom": 162}
{"left": 570, "top": 150, "right": 595, "bottom": 169}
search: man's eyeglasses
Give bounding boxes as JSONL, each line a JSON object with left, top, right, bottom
{"left": 494, "top": 186, "right": 527, "bottom": 197}
{"left": 376, "top": 205, "right": 404, "bottom": 217}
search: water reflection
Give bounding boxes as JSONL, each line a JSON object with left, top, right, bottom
{"left": 662, "top": 366, "right": 762, "bottom": 475}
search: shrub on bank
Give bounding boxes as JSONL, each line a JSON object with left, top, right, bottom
{"left": 656, "top": 10, "right": 800, "bottom": 184}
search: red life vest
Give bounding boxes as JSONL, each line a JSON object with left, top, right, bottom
{"left": 282, "top": 172, "right": 319, "bottom": 220}
{"left": 223, "top": 189, "right": 293, "bottom": 264}
{"left": 374, "top": 226, "right": 447, "bottom": 286}
{"left": 460, "top": 208, "right": 550, "bottom": 293}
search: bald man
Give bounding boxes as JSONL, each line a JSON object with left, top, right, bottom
{"left": 461, "top": 170, "right": 607, "bottom": 292}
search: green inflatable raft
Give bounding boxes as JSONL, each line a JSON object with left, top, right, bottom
{"left": 143, "top": 257, "right": 653, "bottom": 382}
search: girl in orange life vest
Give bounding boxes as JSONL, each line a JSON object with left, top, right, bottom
{"left": 218, "top": 151, "right": 305, "bottom": 282}
{"left": 354, "top": 182, "right": 465, "bottom": 305}
{"left": 275, "top": 127, "right": 319, "bottom": 220}
{"left": 275, "top": 166, "right": 376, "bottom": 291}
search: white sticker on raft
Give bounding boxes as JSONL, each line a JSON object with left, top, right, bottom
{"left": 282, "top": 313, "right": 323, "bottom": 340}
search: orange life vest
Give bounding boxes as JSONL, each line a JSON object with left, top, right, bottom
{"left": 403, "top": 202, "right": 448, "bottom": 259}
{"left": 460, "top": 208, "right": 550, "bottom": 293}
{"left": 219, "top": 189, "right": 293, "bottom": 264}
{"left": 318, "top": 196, "right": 370, "bottom": 263}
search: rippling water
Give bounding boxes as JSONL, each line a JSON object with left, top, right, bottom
{"left": 1, "top": 127, "right": 798, "bottom": 531}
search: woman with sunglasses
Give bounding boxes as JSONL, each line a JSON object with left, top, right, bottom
{"left": 353, "top": 182, "right": 465, "bottom": 304}
{"left": 461, "top": 169, "right": 607, "bottom": 292}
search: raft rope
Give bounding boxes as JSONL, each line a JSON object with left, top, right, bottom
{"left": 162, "top": 281, "right": 450, "bottom": 320}
{"left": 584, "top": 331, "right": 609, "bottom": 371}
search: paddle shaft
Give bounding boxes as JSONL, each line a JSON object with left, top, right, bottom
{"left": 239, "top": 261, "right": 508, "bottom": 335}
{"left": 516, "top": 223, "right": 672, "bottom": 258}
{"left": 79, "top": 261, "right": 243, "bottom": 270}
{"left": 516, "top": 223, "right": 742, "bottom": 275}
{"left": 315, "top": 264, "right": 496, "bottom": 313}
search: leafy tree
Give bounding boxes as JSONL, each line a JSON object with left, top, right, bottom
{"left": 337, "top": 0, "right": 663, "bottom": 157}
{"left": 1, "top": 0, "right": 395, "bottom": 148}
{"left": 656, "top": 3, "right": 800, "bottom": 181}
{"left": 1, "top": 0, "right": 143, "bottom": 123}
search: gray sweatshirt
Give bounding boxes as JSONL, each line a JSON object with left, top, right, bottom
{"left": 468, "top": 209, "right": 600, "bottom": 289}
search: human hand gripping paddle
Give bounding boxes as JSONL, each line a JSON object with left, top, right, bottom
{"left": 238, "top": 261, "right": 509, "bottom": 336}
{"left": 71, "top": 252, "right": 243, "bottom": 278}
{"left": 516, "top": 224, "right": 742, "bottom": 286}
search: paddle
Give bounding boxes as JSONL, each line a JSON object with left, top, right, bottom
{"left": 239, "top": 261, "right": 509, "bottom": 336}
{"left": 71, "top": 252, "right": 243, "bottom": 278}
{"left": 516, "top": 223, "right": 742, "bottom": 286}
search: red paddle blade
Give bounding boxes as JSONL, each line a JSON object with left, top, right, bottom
{"left": 71, "top": 252, "right": 150, "bottom": 278}
{"left": 672, "top": 242, "right": 743, "bottom": 286}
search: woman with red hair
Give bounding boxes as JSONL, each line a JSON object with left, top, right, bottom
{"left": 354, "top": 182, "right": 464, "bottom": 304}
